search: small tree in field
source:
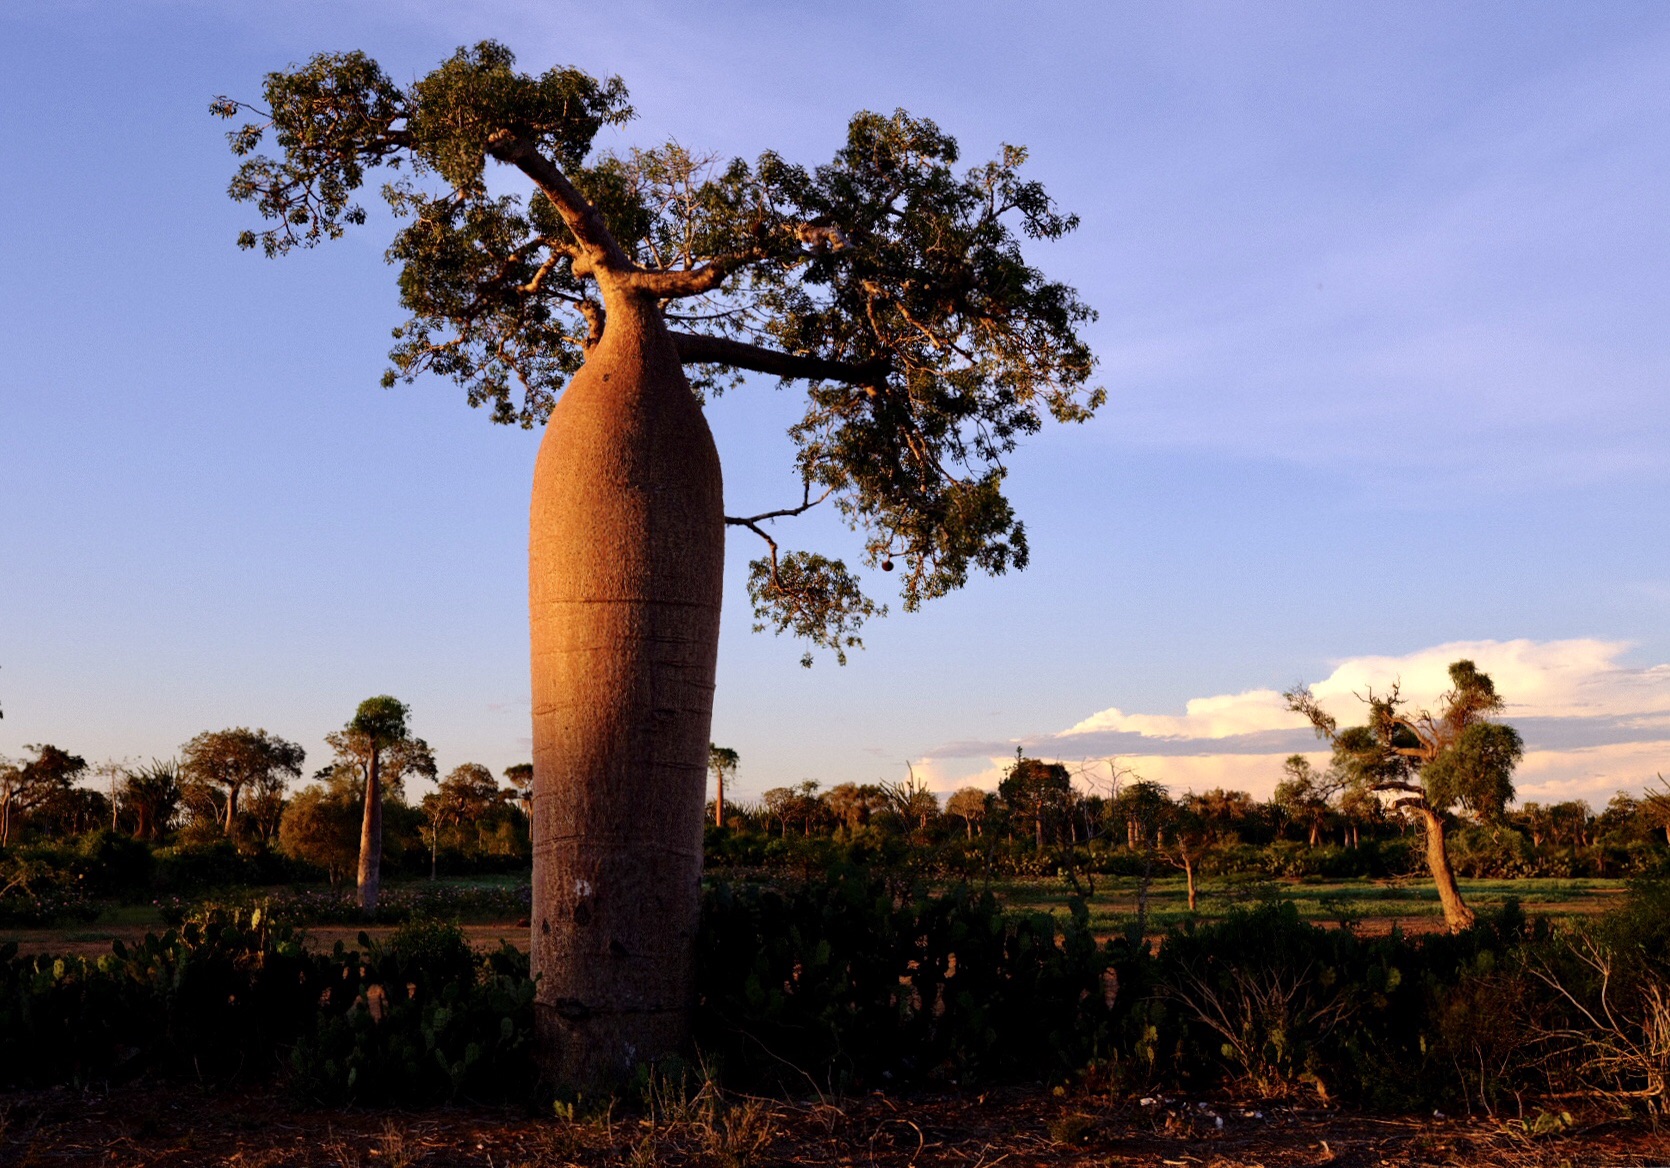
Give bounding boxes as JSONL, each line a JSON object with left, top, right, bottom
{"left": 216, "top": 42, "right": 1099, "bottom": 1085}
{"left": 1271, "top": 754, "right": 1332, "bottom": 847}
{"left": 1162, "top": 801, "right": 1213, "bottom": 911}
{"left": 322, "top": 696, "right": 436, "bottom": 913}
{"left": 0, "top": 746, "right": 86, "bottom": 846}
{"left": 1287, "top": 659, "right": 1522, "bottom": 931}
{"left": 421, "top": 762, "right": 504, "bottom": 875}
{"left": 119, "top": 759, "right": 181, "bottom": 841}
{"left": 504, "top": 762, "right": 534, "bottom": 820}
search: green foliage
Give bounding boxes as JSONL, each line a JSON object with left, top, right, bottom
{"left": 4, "top": 871, "right": 1669, "bottom": 1115}
{"left": 0, "top": 907, "right": 534, "bottom": 1102}
{"left": 694, "top": 868, "right": 1110, "bottom": 1089}
{"left": 288, "top": 919, "right": 535, "bottom": 1104}
{"left": 218, "top": 42, "right": 1102, "bottom": 661}
{"left": 1424, "top": 721, "right": 1523, "bottom": 820}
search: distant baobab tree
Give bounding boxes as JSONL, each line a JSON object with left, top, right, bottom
{"left": 708, "top": 744, "right": 739, "bottom": 829}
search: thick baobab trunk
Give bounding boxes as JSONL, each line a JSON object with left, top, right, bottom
{"left": 529, "top": 296, "right": 724, "bottom": 1091}
{"left": 1417, "top": 808, "right": 1475, "bottom": 932}
{"left": 357, "top": 750, "right": 382, "bottom": 914}
{"left": 714, "top": 769, "right": 724, "bottom": 829}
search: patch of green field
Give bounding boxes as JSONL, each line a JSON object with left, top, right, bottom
{"left": 983, "top": 875, "right": 1626, "bottom": 934}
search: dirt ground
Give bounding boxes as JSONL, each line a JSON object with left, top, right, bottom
{"left": 2, "top": 1082, "right": 1666, "bottom": 1167}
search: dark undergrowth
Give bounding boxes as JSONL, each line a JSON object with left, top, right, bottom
{"left": 2, "top": 868, "right": 1667, "bottom": 1120}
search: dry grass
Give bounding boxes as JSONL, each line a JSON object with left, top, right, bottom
{"left": 2, "top": 1081, "right": 1668, "bottom": 1167}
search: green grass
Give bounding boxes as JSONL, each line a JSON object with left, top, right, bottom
{"left": 984, "top": 875, "right": 1626, "bottom": 934}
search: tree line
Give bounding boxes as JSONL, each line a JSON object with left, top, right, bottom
{"left": 0, "top": 696, "right": 530, "bottom": 912}
{"left": 710, "top": 662, "right": 1670, "bottom": 931}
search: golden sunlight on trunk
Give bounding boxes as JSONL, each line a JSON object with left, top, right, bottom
{"left": 528, "top": 299, "right": 724, "bottom": 1089}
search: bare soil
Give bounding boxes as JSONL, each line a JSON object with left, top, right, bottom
{"left": 2, "top": 1082, "right": 1665, "bottom": 1167}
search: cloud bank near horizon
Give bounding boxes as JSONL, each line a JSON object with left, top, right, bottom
{"left": 916, "top": 639, "right": 1670, "bottom": 805}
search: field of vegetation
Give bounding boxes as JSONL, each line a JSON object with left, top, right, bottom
{"left": 5, "top": 740, "right": 1670, "bottom": 1164}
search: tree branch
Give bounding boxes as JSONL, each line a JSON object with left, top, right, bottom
{"left": 670, "top": 331, "right": 890, "bottom": 387}
{"left": 486, "top": 131, "right": 633, "bottom": 277}
{"left": 627, "top": 253, "right": 761, "bottom": 299}
{"left": 725, "top": 483, "right": 834, "bottom": 529}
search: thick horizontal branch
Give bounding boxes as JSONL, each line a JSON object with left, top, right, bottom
{"left": 670, "top": 332, "right": 890, "bottom": 387}
{"left": 628, "top": 254, "right": 759, "bottom": 299}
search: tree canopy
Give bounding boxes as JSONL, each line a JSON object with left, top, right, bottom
{"left": 1287, "top": 659, "right": 1524, "bottom": 822}
{"left": 178, "top": 728, "right": 304, "bottom": 841}
{"left": 215, "top": 42, "right": 1103, "bottom": 663}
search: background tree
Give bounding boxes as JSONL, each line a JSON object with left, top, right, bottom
{"left": 1287, "top": 659, "right": 1523, "bottom": 931}
{"left": 217, "top": 42, "right": 1099, "bottom": 1085}
{"left": 1116, "top": 777, "right": 1171, "bottom": 938}
{"left": 178, "top": 728, "right": 305, "bottom": 843}
{"left": 504, "top": 762, "right": 534, "bottom": 820}
{"left": 999, "top": 754, "right": 1072, "bottom": 848}
{"left": 322, "top": 696, "right": 435, "bottom": 913}
{"left": 118, "top": 759, "right": 181, "bottom": 841}
{"left": 1162, "top": 801, "right": 1214, "bottom": 911}
{"left": 1188, "top": 787, "right": 1256, "bottom": 842}
{"left": 1271, "top": 754, "right": 1333, "bottom": 847}
{"left": 0, "top": 745, "right": 87, "bottom": 846}
{"left": 422, "top": 762, "right": 505, "bottom": 874}
{"left": 708, "top": 744, "right": 739, "bottom": 829}
{"left": 760, "top": 787, "right": 798, "bottom": 838}
{"left": 278, "top": 781, "right": 362, "bottom": 884}
{"left": 946, "top": 787, "right": 989, "bottom": 839}
{"left": 1643, "top": 774, "right": 1670, "bottom": 846}
{"left": 880, "top": 771, "right": 938, "bottom": 837}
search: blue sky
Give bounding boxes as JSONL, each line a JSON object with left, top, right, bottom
{"left": 2, "top": 1, "right": 1667, "bottom": 805}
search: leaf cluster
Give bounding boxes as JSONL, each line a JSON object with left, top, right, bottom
{"left": 218, "top": 43, "right": 1103, "bottom": 662}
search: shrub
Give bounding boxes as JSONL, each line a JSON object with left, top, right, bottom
{"left": 694, "top": 868, "right": 1111, "bottom": 1090}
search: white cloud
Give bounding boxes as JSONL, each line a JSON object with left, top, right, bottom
{"left": 1307, "top": 638, "right": 1670, "bottom": 722}
{"left": 1065, "top": 688, "right": 1303, "bottom": 739}
{"left": 922, "top": 639, "right": 1670, "bottom": 803}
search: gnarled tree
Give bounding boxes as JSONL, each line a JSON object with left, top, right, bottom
{"left": 178, "top": 728, "right": 304, "bottom": 844}
{"left": 1286, "top": 659, "right": 1523, "bottom": 931}
{"left": 216, "top": 41, "right": 1101, "bottom": 1087}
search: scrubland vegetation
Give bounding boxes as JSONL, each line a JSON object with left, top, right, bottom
{"left": 5, "top": 731, "right": 1670, "bottom": 1161}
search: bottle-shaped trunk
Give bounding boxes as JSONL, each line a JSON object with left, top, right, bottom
{"left": 357, "top": 749, "right": 383, "bottom": 914}
{"left": 1418, "top": 807, "right": 1475, "bottom": 932}
{"left": 529, "top": 299, "right": 724, "bottom": 1091}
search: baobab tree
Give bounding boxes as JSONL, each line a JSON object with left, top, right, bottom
{"left": 321, "top": 696, "right": 435, "bottom": 914}
{"left": 707, "top": 744, "right": 738, "bottom": 829}
{"left": 1286, "top": 659, "right": 1522, "bottom": 932}
{"left": 216, "top": 42, "right": 1100, "bottom": 1086}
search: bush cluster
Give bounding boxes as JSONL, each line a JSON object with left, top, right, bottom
{"left": 5, "top": 873, "right": 1668, "bottom": 1115}
{"left": 0, "top": 909, "right": 534, "bottom": 1103}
